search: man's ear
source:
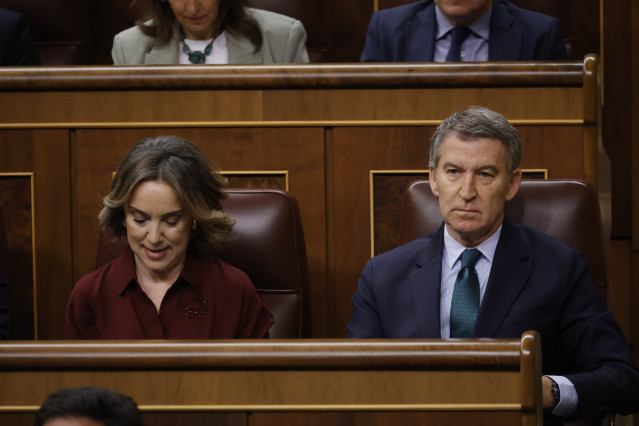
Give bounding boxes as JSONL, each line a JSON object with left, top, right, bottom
{"left": 505, "top": 168, "right": 522, "bottom": 201}
{"left": 429, "top": 168, "right": 439, "bottom": 197}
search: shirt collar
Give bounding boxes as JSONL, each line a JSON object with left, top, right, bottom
{"left": 114, "top": 246, "right": 204, "bottom": 295}
{"left": 442, "top": 222, "right": 502, "bottom": 270}
{"left": 435, "top": 4, "right": 492, "bottom": 41}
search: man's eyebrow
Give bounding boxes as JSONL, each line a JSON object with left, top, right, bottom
{"left": 441, "top": 161, "right": 461, "bottom": 169}
{"left": 441, "top": 162, "right": 499, "bottom": 172}
{"left": 477, "top": 165, "right": 499, "bottom": 173}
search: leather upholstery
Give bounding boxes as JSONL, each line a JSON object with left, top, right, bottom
{"left": 95, "top": 189, "right": 310, "bottom": 338}
{"left": 399, "top": 179, "right": 608, "bottom": 299}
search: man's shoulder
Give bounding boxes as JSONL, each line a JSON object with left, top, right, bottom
{"left": 369, "top": 231, "right": 438, "bottom": 268}
{"left": 495, "top": 0, "right": 561, "bottom": 25}
{"left": 72, "top": 249, "right": 133, "bottom": 298}
{"left": 373, "top": 0, "right": 434, "bottom": 22}
{"left": 0, "top": 7, "right": 21, "bottom": 24}
{"left": 510, "top": 221, "right": 580, "bottom": 259}
{"left": 0, "top": 8, "right": 26, "bottom": 42}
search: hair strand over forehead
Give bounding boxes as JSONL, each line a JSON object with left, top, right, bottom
{"left": 429, "top": 106, "right": 522, "bottom": 174}
{"left": 98, "top": 135, "right": 235, "bottom": 250}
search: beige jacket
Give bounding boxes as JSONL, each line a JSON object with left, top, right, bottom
{"left": 112, "top": 8, "right": 309, "bottom": 64}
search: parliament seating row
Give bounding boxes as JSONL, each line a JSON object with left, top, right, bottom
{"left": 0, "top": 179, "right": 608, "bottom": 340}
{"left": 0, "top": 0, "right": 598, "bottom": 65}
{"left": 0, "top": 59, "right": 601, "bottom": 339}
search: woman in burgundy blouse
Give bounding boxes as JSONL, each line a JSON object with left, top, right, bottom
{"left": 66, "top": 136, "right": 274, "bottom": 339}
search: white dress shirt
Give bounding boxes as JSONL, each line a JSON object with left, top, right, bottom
{"left": 434, "top": 5, "right": 491, "bottom": 62}
{"left": 179, "top": 31, "right": 228, "bottom": 64}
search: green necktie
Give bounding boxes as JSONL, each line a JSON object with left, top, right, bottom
{"left": 450, "top": 248, "right": 482, "bottom": 338}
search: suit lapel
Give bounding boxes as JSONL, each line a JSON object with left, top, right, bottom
{"left": 144, "top": 35, "right": 179, "bottom": 64}
{"left": 408, "top": 1, "right": 437, "bottom": 62}
{"left": 410, "top": 224, "right": 445, "bottom": 337}
{"left": 487, "top": 1, "right": 522, "bottom": 60}
{"left": 474, "top": 219, "right": 532, "bottom": 337}
{"left": 227, "top": 31, "right": 263, "bottom": 64}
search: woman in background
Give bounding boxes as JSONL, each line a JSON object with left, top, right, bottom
{"left": 66, "top": 135, "right": 274, "bottom": 339}
{"left": 112, "top": 0, "right": 309, "bottom": 64}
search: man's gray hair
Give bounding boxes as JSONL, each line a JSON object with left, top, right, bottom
{"left": 429, "top": 106, "right": 522, "bottom": 174}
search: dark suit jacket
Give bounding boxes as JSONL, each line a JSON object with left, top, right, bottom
{"left": 0, "top": 7, "right": 41, "bottom": 66}
{"left": 348, "top": 219, "right": 639, "bottom": 420}
{"left": 360, "top": 0, "right": 567, "bottom": 62}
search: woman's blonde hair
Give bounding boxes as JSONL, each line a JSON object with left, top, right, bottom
{"left": 99, "top": 135, "right": 235, "bottom": 249}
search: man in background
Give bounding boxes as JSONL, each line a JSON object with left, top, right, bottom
{"left": 361, "top": 0, "right": 567, "bottom": 62}
{"left": 0, "top": 7, "right": 41, "bottom": 65}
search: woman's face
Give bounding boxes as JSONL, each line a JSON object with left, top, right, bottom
{"left": 167, "top": 0, "right": 222, "bottom": 40}
{"left": 124, "top": 180, "right": 193, "bottom": 281}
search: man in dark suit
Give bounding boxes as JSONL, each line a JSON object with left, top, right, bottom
{"left": 360, "top": 0, "right": 567, "bottom": 62}
{"left": 347, "top": 107, "right": 639, "bottom": 424}
{"left": 0, "top": 7, "right": 41, "bottom": 66}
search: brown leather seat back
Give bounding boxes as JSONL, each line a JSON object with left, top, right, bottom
{"left": 399, "top": 180, "right": 608, "bottom": 296}
{"left": 96, "top": 189, "right": 310, "bottom": 338}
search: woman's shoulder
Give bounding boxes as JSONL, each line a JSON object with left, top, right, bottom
{"left": 114, "top": 22, "right": 156, "bottom": 44}
{"left": 245, "top": 7, "right": 303, "bottom": 32}
{"left": 71, "top": 250, "right": 135, "bottom": 299}
{"left": 112, "top": 21, "right": 159, "bottom": 65}
{"left": 187, "top": 253, "right": 260, "bottom": 298}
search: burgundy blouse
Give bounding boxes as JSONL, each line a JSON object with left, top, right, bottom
{"left": 66, "top": 247, "right": 274, "bottom": 339}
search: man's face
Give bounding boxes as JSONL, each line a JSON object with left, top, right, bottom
{"left": 429, "top": 133, "right": 521, "bottom": 247}
{"left": 434, "top": 0, "right": 493, "bottom": 26}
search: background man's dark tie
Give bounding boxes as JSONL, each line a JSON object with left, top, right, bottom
{"left": 450, "top": 248, "right": 482, "bottom": 337}
{"left": 446, "top": 27, "right": 472, "bottom": 62}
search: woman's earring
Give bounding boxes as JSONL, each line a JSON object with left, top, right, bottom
{"left": 122, "top": 220, "right": 126, "bottom": 228}
{"left": 192, "top": 220, "right": 197, "bottom": 230}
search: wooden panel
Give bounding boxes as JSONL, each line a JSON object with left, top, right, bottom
{"left": 0, "top": 87, "right": 583, "bottom": 127}
{"left": 73, "top": 127, "right": 327, "bottom": 337}
{"left": 1, "top": 369, "right": 521, "bottom": 407}
{"left": 372, "top": 171, "right": 429, "bottom": 256}
{"left": 608, "top": 240, "right": 632, "bottom": 341}
{"left": 250, "top": 411, "right": 522, "bottom": 426}
{"left": 0, "top": 130, "right": 71, "bottom": 340}
{"left": 0, "top": 175, "right": 34, "bottom": 339}
{"left": 0, "top": 335, "right": 541, "bottom": 426}
{"left": 33, "top": 130, "right": 73, "bottom": 339}
{"left": 225, "top": 173, "right": 287, "bottom": 191}
{"left": 0, "top": 412, "right": 246, "bottom": 426}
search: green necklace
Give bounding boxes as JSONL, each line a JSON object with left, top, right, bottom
{"left": 179, "top": 29, "right": 213, "bottom": 64}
